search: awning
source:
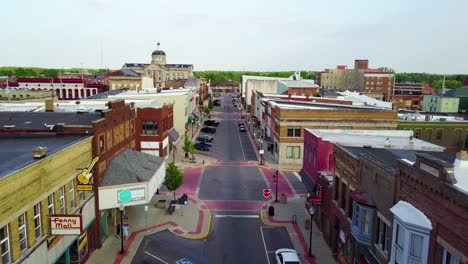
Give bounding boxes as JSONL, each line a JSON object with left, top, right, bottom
{"left": 168, "top": 128, "right": 180, "bottom": 143}
{"left": 299, "top": 169, "right": 316, "bottom": 193}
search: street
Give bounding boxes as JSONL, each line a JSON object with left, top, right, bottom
{"left": 133, "top": 93, "right": 305, "bottom": 264}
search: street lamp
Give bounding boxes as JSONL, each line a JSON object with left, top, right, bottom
{"left": 119, "top": 204, "right": 125, "bottom": 254}
{"left": 308, "top": 206, "right": 315, "bottom": 257}
{"left": 274, "top": 170, "right": 279, "bottom": 202}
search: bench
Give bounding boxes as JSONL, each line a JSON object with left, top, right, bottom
{"left": 167, "top": 205, "right": 176, "bottom": 215}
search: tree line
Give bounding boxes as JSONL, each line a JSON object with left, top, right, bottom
{"left": 1, "top": 67, "right": 466, "bottom": 90}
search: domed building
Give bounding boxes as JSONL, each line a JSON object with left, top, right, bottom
{"left": 122, "top": 42, "right": 193, "bottom": 88}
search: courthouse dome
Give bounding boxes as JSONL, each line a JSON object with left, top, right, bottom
{"left": 152, "top": 50, "right": 166, "bottom": 56}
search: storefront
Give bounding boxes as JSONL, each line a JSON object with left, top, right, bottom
{"left": 55, "top": 229, "right": 91, "bottom": 264}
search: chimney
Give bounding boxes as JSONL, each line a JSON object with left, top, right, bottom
{"left": 45, "top": 99, "right": 54, "bottom": 112}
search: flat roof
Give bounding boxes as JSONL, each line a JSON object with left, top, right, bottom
{"left": 398, "top": 113, "right": 468, "bottom": 123}
{"left": 306, "top": 129, "right": 444, "bottom": 152}
{"left": 0, "top": 135, "right": 91, "bottom": 179}
{"left": 0, "top": 112, "right": 101, "bottom": 130}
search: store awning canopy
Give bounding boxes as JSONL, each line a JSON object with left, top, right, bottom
{"left": 299, "top": 169, "right": 316, "bottom": 193}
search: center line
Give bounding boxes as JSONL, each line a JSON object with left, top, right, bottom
{"left": 235, "top": 115, "right": 246, "bottom": 160}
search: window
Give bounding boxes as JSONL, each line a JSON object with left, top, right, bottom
{"left": 376, "top": 217, "right": 390, "bottom": 254}
{"left": 443, "top": 248, "right": 460, "bottom": 264}
{"left": 18, "top": 214, "right": 27, "bottom": 252}
{"left": 70, "top": 181, "right": 76, "bottom": 209}
{"left": 59, "top": 187, "right": 66, "bottom": 214}
{"left": 286, "top": 146, "right": 300, "bottom": 159}
{"left": 287, "top": 128, "right": 301, "bottom": 137}
{"left": 394, "top": 224, "right": 406, "bottom": 264}
{"left": 142, "top": 121, "right": 157, "bottom": 135}
{"left": 48, "top": 194, "right": 54, "bottom": 216}
{"left": 408, "top": 234, "right": 423, "bottom": 264}
{"left": 99, "top": 135, "right": 105, "bottom": 152}
{"left": 1, "top": 225, "right": 10, "bottom": 264}
{"left": 79, "top": 191, "right": 85, "bottom": 202}
{"left": 362, "top": 209, "right": 370, "bottom": 234}
{"left": 436, "top": 130, "right": 443, "bottom": 141}
{"left": 353, "top": 205, "right": 360, "bottom": 226}
{"left": 34, "top": 204, "right": 42, "bottom": 239}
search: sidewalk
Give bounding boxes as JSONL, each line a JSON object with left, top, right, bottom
{"left": 260, "top": 197, "right": 336, "bottom": 264}
{"left": 87, "top": 194, "right": 211, "bottom": 264}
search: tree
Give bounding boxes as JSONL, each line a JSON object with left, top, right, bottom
{"left": 188, "top": 142, "right": 196, "bottom": 161}
{"left": 208, "top": 99, "right": 214, "bottom": 110}
{"left": 204, "top": 107, "right": 211, "bottom": 115}
{"left": 378, "top": 67, "right": 395, "bottom": 73}
{"left": 182, "top": 134, "right": 192, "bottom": 158}
{"left": 164, "top": 162, "right": 184, "bottom": 201}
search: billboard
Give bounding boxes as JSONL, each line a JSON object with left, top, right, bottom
{"left": 50, "top": 215, "right": 83, "bottom": 235}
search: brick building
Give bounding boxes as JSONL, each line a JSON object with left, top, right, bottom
{"left": 394, "top": 152, "right": 468, "bottom": 264}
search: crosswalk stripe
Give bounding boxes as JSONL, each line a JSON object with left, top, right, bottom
{"left": 215, "top": 214, "right": 259, "bottom": 218}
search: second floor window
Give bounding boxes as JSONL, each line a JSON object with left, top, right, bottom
{"left": 287, "top": 128, "right": 301, "bottom": 137}
{"left": 286, "top": 146, "right": 300, "bottom": 159}
{"left": 376, "top": 217, "right": 390, "bottom": 255}
{"left": 34, "top": 204, "right": 42, "bottom": 239}
{"left": 70, "top": 182, "right": 76, "bottom": 209}
{"left": 1, "top": 225, "right": 10, "bottom": 264}
{"left": 18, "top": 214, "right": 27, "bottom": 252}
{"left": 142, "top": 121, "right": 157, "bottom": 135}
{"left": 59, "top": 187, "right": 66, "bottom": 214}
{"left": 436, "top": 130, "right": 443, "bottom": 141}
{"left": 48, "top": 194, "right": 54, "bottom": 216}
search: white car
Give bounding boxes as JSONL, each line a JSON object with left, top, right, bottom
{"left": 275, "top": 248, "right": 301, "bottom": 264}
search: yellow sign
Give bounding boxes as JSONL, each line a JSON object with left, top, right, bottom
{"left": 77, "top": 157, "right": 100, "bottom": 184}
{"left": 79, "top": 232, "right": 87, "bottom": 251}
{"left": 76, "top": 184, "right": 93, "bottom": 191}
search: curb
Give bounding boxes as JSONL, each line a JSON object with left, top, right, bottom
{"left": 259, "top": 206, "right": 287, "bottom": 228}
{"left": 181, "top": 209, "right": 212, "bottom": 240}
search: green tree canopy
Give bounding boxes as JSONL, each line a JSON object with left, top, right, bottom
{"left": 164, "top": 162, "right": 184, "bottom": 200}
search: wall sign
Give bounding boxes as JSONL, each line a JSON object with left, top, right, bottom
{"left": 50, "top": 215, "right": 83, "bottom": 235}
{"left": 118, "top": 187, "right": 146, "bottom": 203}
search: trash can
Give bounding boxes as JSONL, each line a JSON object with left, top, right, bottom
{"left": 280, "top": 194, "right": 288, "bottom": 204}
{"left": 268, "top": 205, "right": 275, "bottom": 216}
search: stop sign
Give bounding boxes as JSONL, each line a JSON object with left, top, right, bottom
{"left": 263, "top": 189, "right": 271, "bottom": 198}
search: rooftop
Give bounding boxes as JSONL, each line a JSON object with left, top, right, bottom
{"left": 397, "top": 113, "right": 468, "bottom": 123}
{"left": 280, "top": 80, "right": 318, "bottom": 88}
{"left": 0, "top": 134, "right": 90, "bottom": 179}
{"left": 100, "top": 148, "right": 165, "bottom": 187}
{"left": 390, "top": 200, "right": 432, "bottom": 230}
{"left": 306, "top": 129, "right": 445, "bottom": 152}
{"left": 0, "top": 111, "right": 102, "bottom": 130}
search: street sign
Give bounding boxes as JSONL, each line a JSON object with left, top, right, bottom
{"left": 272, "top": 174, "right": 278, "bottom": 183}
{"left": 118, "top": 189, "right": 132, "bottom": 203}
{"left": 263, "top": 189, "right": 271, "bottom": 198}
{"left": 307, "top": 185, "right": 323, "bottom": 204}
{"left": 259, "top": 149, "right": 264, "bottom": 154}
{"left": 144, "top": 205, "right": 148, "bottom": 212}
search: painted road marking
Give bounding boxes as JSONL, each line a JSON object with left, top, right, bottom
{"left": 293, "top": 172, "right": 301, "bottom": 182}
{"left": 260, "top": 227, "right": 271, "bottom": 264}
{"left": 144, "top": 251, "right": 169, "bottom": 264}
{"left": 235, "top": 119, "right": 247, "bottom": 160}
{"left": 215, "top": 214, "right": 259, "bottom": 218}
{"left": 176, "top": 257, "right": 193, "bottom": 264}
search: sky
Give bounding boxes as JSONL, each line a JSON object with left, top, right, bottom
{"left": 1, "top": 0, "right": 467, "bottom": 74}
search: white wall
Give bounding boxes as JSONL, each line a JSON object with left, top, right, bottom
{"left": 141, "top": 76, "right": 154, "bottom": 89}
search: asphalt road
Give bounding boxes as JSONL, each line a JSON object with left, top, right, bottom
{"left": 133, "top": 93, "right": 298, "bottom": 264}
{"left": 132, "top": 211, "right": 294, "bottom": 264}
{"left": 196, "top": 95, "right": 257, "bottom": 161}
{"left": 198, "top": 165, "right": 268, "bottom": 201}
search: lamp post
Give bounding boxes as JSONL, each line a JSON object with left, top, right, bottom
{"left": 191, "top": 119, "right": 194, "bottom": 139}
{"left": 274, "top": 170, "right": 279, "bottom": 202}
{"left": 119, "top": 204, "right": 125, "bottom": 254}
{"left": 308, "top": 206, "right": 315, "bottom": 257}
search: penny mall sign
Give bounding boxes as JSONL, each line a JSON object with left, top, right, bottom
{"left": 50, "top": 215, "right": 83, "bottom": 235}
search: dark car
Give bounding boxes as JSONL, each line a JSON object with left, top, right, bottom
{"left": 238, "top": 122, "right": 245, "bottom": 127}
{"left": 239, "top": 126, "right": 246, "bottom": 132}
{"left": 201, "top": 127, "right": 216, "bottom": 134}
{"left": 204, "top": 120, "right": 220, "bottom": 127}
{"left": 194, "top": 141, "right": 212, "bottom": 151}
{"left": 233, "top": 103, "right": 238, "bottom": 107}
{"left": 197, "top": 134, "right": 214, "bottom": 142}
{"left": 214, "top": 102, "right": 221, "bottom": 106}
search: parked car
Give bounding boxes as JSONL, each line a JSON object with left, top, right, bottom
{"left": 233, "top": 103, "right": 238, "bottom": 107}
{"left": 194, "top": 141, "right": 212, "bottom": 151}
{"left": 239, "top": 126, "right": 246, "bottom": 132}
{"left": 238, "top": 122, "right": 245, "bottom": 127}
{"left": 197, "top": 134, "right": 214, "bottom": 142}
{"left": 204, "top": 120, "right": 220, "bottom": 126}
{"left": 201, "top": 127, "right": 216, "bottom": 134}
{"left": 275, "top": 248, "right": 301, "bottom": 264}
{"left": 214, "top": 102, "right": 221, "bottom": 106}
